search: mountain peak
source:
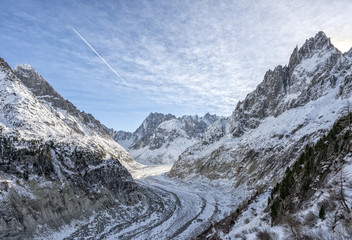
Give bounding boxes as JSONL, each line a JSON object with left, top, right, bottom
{"left": 15, "top": 64, "right": 35, "bottom": 71}
{"left": 0, "top": 57, "right": 12, "bottom": 72}
{"left": 314, "top": 31, "right": 328, "bottom": 41}
{"left": 147, "top": 112, "right": 175, "bottom": 120}
{"left": 14, "top": 64, "right": 56, "bottom": 98}
{"left": 289, "top": 31, "right": 335, "bottom": 70}
{"left": 307, "top": 31, "right": 331, "bottom": 49}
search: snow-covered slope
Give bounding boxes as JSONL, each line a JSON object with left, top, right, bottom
{"left": 199, "top": 114, "right": 352, "bottom": 239}
{"left": 112, "top": 112, "right": 219, "bottom": 165}
{"left": 11, "top": 64, "right": 133, "bottom": 163}
{"left": 170, "top": 32, "right": 352, "bottom": 190}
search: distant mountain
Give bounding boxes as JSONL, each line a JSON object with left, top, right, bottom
{"left": 109, "top": 112, "right": 175, "bottom": 150}
{"left": 111, "top": 112, "right": 219, "bottom": 164}
{"left": 0, "top": 59, "right": 141, "bottom": 239}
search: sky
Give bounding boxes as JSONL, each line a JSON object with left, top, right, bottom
{"left": 1, "top": 0, "right": 352, "bottom": 132}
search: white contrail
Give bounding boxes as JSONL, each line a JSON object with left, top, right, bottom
{"left": 72, "top": 28, "right": 129, "bottom": 86}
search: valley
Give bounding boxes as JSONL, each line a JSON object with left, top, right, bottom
{"left": 34, "top": 164, "right": 240, "bottom": 240}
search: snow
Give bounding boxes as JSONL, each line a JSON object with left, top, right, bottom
{"left": 219, "top": 136, "right": 352, "bottom": 239}
{"left": 33, "top": 213, "right": 97, "bottom": 240}
{"left": 15, "top": 64, "right": 33, "bottom": 71}
{"left": 0, "top": 71, "right": 6, "bottom": 81}
{"left": 297, "top": 49, "right": 331, "bottom": 74}
{"left": 12, "top": 181, "right": 36, "bottom": 199}
{"left": 284, "top": 92, "right": 299, "bottom": 103}
{"left": 130, "top": 137, "right": 195, "bottom": 165}
{"left": 129, "top": 164, "right": 172, "bottom": 179}
{"left": 158, "top": 118, "right": 184, "bottom": 130}
{"left": 116, "top": 113, "right": 218, "bottom": 165}
{"left": 117, "top": 138, "right": 134, "bottom": 149}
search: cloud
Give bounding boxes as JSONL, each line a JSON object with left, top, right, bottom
{"left": 1, "top": 0, "right": 352, "bottom": 130}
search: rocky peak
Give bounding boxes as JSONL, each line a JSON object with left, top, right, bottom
{"left": 204, "top": 112, "right": 213, "bottom": 119}
{"left": 170, "top": 32, "right": 352, "bottom": 191}
{"left": 14, "top": 64, "right": 60, "bottom": 99}
{"left": 229, "top": 31, "right": 344, "bottom": 138}
{"left": 203, "top": 112, "right": 219, "bottom": 123}
{"left": 0, "top": 58, "right": 141, "bottom": 239}
{"left": 180, "top": 113, "right": 220, "bottom": 138}
{"left": 0, "top": 58, "right": 19, "bottom": 83}
{"left": 0, "top": 57, "right": 18, "bottom": 84}
{"left": 288, "top": 31, "right": 335, "bottom": 71}
{"left": 134, "top": 112, "right": 176, "bottom": 138}
{"left": 112, "top": 112, "right": 219, "bottom": 164}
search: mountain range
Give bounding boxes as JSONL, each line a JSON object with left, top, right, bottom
{"left": 1, "top": 31, "right": 352, "bottom": 239}
{"left": 109, "top": 112, "right": 219, "bottom": 164}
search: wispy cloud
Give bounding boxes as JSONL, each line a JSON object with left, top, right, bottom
{"left": 72, "top": 27, "right": 129, "bottom": 86}
{"left": 1, "top": 0, "right": 352, "bottom": 130}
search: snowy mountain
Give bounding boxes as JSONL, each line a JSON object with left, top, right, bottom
{"left": 110, "top": 112, "right": 175, "bottom": 149}
{"left": 170, "top": 31, "right": 352, "bottom": 238}
{"left": 0, "top": 58, "right": 142, "bottom": 239}
{"left": 171, "top": 31, "right": 352, "bottom": 183}
{"left": 112, "top": 112, "right": 219, "bottom": 165}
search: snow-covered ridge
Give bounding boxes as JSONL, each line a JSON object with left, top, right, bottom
{"left": 0, "top": 58, "right": 134, "bottom": 165}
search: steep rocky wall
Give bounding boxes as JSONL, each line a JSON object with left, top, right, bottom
{"left": 0, "top": 135, "right": 141, "bottom": 239}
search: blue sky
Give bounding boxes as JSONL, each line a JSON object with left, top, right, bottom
{"left": 1, "top": 0, "right": 352, "bottom": 131}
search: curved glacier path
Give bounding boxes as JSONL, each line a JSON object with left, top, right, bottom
{"left": 36, "top": 165, "right": 241, "bottom": 240}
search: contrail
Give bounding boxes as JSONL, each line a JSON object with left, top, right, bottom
{"left": 72, "top": 28, "right": 129, "bottom": 86}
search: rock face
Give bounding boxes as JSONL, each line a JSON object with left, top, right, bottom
{"left": 112, "top": 112, "right": 219, "bottom": 165}
{"left": 0, "top": 58, "right": 141, "bottom": 239}
{"left": 170, "top": 32, "right": 352, "bottom": 188}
